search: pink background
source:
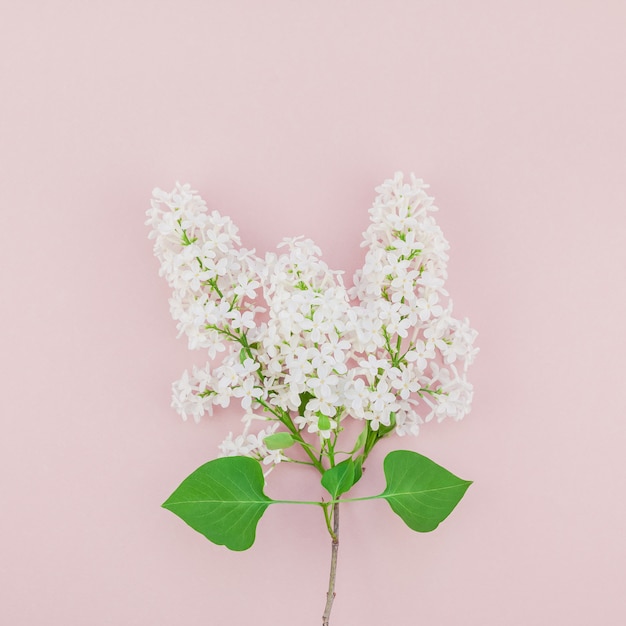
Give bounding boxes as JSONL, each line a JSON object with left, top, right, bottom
{"left": 2, "top": 2, "right": 625, "bottom": 624}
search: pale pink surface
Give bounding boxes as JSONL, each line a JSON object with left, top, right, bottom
{"left": 1, "top": 2, "right": 625, "bottom": 624}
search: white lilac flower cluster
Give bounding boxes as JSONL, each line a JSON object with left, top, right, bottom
{"left": 147, "top": 173, "right": 478, "bottom": 467}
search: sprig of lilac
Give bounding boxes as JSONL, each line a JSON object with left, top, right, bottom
{"left": 148, "top": 173, "right": 478, "bottom": 624}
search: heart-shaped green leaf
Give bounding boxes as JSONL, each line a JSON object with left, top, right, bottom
{"left": 321, "top": 459, "right": 357, "bottom": 499}
{"left": 162, "top": 456, "right": 274, "bottom": 551}
{"left": 381, "top": 450, "right": 471, "bottom": 532}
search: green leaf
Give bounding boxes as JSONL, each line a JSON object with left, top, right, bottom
{"left": 298, "top": 392, "right": 314, "bottom": 416}
{"left": 351, "top": 427, "right": 368, "bottom": 454}
{"left": 380, "top": 450, "right": 471, "bottom": 532}
{"left": 321, "top": 459, "right": 357, "bottom": 499}
{"left": 264, "top": 432, "right": 295, "bottom": 450}
{"left": 317, "top": 413, "right": 331, "bottom": 431}
{"left": 352, "top": 455, "right": 364, "bottom": 485}
{"left": 162, "top": 456, "right": 274, "bottom": 551}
